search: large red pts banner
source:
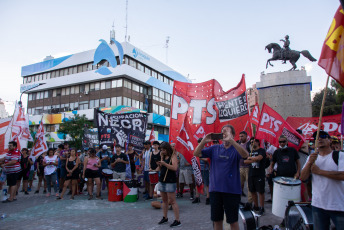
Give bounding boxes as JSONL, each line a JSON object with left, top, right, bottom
{"left": 286, "top": 114, "right": 341, "bottom": 140}
{"left": 170, "top": 76, "right": 250, "bottom": 163}
{"left": 255, "top": 103, "right": 305, "bottom": 150}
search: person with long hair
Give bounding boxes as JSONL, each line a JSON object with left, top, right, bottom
{"left": 43, "top": 148, "right": 59, "bottom": 197}
{"left": 83, "top": 148, "right": 102, "bottom": 200}
{"left": 16, "top": 148, "right": 33, "bottom": 195}
{"left": 156, "top": 142, "right": 181, "bottom": 228}
{"left": 34, "top": 151, "right": 47, "bottom": 194}
{"left": 57, "top": 148, "right": 80, "bottom": 200}
{"left": 126, "top": 143, "right": 139, "bottom": 179}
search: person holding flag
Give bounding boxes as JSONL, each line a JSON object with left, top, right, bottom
{"left": 193, "top": 124, "right": 248, "bottom": 230}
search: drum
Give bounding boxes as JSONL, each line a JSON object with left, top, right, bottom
{"left": 149, "top": 172, "right": 159, "bottom": 184}
{"left": 123, "top": 180, "right": 138, "bottom": 203}
{"left": 285, "top": 201, "right": 313, "bottom": 230}
{"left": 102, "top": 169, "right": 113, "bottom": 178}
{"left": 239, "top": 204, "right": 259, "bottom": 230}
{"left": 272, "top": 177, "right": 301, "bottom": 218}
{"left": 108, "top": 179, "right": 123, "bottom": 202}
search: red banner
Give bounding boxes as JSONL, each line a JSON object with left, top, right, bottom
{"left": 170, "top": 75, "right": 250, "bottom": 164}
{"left": 286, "top": 114, "right": 341, "bottom": 140}
{"left": 318, "top": 5, "right": 344, "bottom": 87}
{"left": 250, "top": 103, "right": 260, "bottom": 127}
{"left": 149, "top": 126, "right": 156, "bottom": 143}
{"left": 255, "top": 103, "right": 305, "bottom": 150}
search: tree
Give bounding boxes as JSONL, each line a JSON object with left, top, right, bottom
{"left": 312, "top": 79, "right": 344, "bottom": 116}
{"left": 57, "top": 114, "right": 93, "bottom": 149}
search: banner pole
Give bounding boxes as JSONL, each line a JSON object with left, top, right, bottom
{"left": 315, "top": 75, "right": 330, "bottom": 149}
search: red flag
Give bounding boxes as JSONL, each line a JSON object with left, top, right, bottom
{"left": 0, "top": 117, "right": 12, "bottom": 156}
{"left": 250, "top": 103, "right": 260, "bottom": 127}
{"left": 30, "top": 119, "right": 48, "bottom": 158}
{"left": 318, "top": 5, "right": 344, "bottom": 87}
{"left": 149, "top": 126, "right": 157, "bottom": 144}
{"left": 170, "top": 75, "right": 250, "bottom": 164}
{"left": 255, "top": 103, "right": 305, "bottom": 150}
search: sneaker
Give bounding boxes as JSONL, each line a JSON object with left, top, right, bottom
{"left": 24, "top": 191, "right": 29, "bottom": 195}
{"left": 205, "top": 198, "right": 210, "bottom": 205}
{"left": 170, "top": 220, "right": 181, "bottom": 228}
{"left": 56, "top": 196, "right": 63, "bottom": 200}
{"left": 253, "top": 206, "right": 259, "bottom": 212}
{"left": 158, "top": 217, "right": 168, "bottom": 225}
{"left": 258, "top": 207, "right": 265, "bottom": 215}
{"left": 34, "top": 190, "right": 39, "bottom": 194}
{"left": 176, "top": 193, "right": 180, "bottom": 198}
{"left": 145, "top": 196, "right": 153, "bottom": 201}
{"left": 192, "top": 197, "right": 200, "bottom": 204}
{"left": 190, "top": 194, "right": 194, "bottom": 200}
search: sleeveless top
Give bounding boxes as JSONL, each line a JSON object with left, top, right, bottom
{"left": 150, "top": 151, "right": 161, "bottom": 170}
{"left": 87, "top": 157, "right": 99, "bottom": 170}
{"left": 21, "top": 155, "right": 30, "bottom": 172}
{"left": 67, "top": 157, "right": 79, "bottom": 175}
{"left": 159, "top": 156, "right": 176, "bottom": 183}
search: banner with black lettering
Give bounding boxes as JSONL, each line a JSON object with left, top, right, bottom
{"left": 82, "top": 128, "right": 99, "bottom": 149}
{"left": 95, "top": 110, "right": 148, "bottom": 153}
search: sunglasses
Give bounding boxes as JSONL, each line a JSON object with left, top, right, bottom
{"left": 279, "top": 140, "right": 287, "bottom": 144}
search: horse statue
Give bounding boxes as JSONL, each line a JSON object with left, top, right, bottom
{"left": 265, "top": 43, "right": 317, "bottom": 71}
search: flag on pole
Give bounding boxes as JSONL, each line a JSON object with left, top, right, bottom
{"left": 30, "top": 119, "right": 48, "bottom": 158}
{"left": 149, "top": 126, "right": 157, "bottom": 144}
{"left": 318, "top": 5, "right": 344, "bottom": 87}
{"left": 250, "top": 103, "right": 261, "bottom": 127}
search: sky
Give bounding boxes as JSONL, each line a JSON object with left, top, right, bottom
{"left": 0, "top": 0, "right": 340, "bottom": 115}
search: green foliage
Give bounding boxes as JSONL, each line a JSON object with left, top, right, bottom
{"left": 312, "top": 79, "right": 344, "bottom": 116}
{"left": 57, "top": 114, "right": 93, "bottom": 149}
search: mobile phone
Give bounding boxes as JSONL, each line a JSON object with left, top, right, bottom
{"left": 211, "top": 133, "right": 223, "bottom": 140}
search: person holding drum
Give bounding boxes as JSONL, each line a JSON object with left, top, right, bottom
{"left": 148, "top": 141, "right": 161, "bottom": 200}
{"left": 83, "top": 148, "right": 102, "bottom": 200}
{"left": 193, "top": 124, "right": 248, "bottom": 230}
{"left": 126, "top": 143, "right": 139, "bottom": 179}
{"left": 300, "top": 130, "right": 344, "bottom": 229}
{"left": 156, "top": 142, "right": 181, "bottom": 227}
{"left": 97, "top": 145, "right": 112, "bottom": 189}
{"left": 110, "top": 145, "right": 129, "bottom": 180}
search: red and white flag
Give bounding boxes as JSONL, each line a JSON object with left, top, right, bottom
{"left": 250, "top": 103, "right": 260, "bottom": 127}
{"left": 30, "top": 119, "right": 48, "bottom": 158}
{"left": 255, "top": 103, "right": 305, "bottom": 150}
{"left": 0, "top": 117, "right": 12, "bottom": 157}
{"left": 149, "top": 126, "right": 157, "bottom": 143}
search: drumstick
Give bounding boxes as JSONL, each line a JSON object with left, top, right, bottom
{"left": 163, "top": 154, "right": 173, "bottom": 182}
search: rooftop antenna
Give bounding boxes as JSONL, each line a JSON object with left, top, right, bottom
{"left": 125, "top": 0, "right": 128, "bottom": 42}
{"left": 165, "top": 36, "right": 170, "bottom": 64}
{"left": 110, "top": 21, "right": 115, "bottom": 44}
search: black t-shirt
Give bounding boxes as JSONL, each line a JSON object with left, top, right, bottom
{"left": 249, "top": 148, "right": 266, "bottom": 177}
{"left": 273, "top": 147, "right": 300, "bottom": 177}
{"left": 111, "top": 153, "right": 128, "bottom": 173}
{"left": 150, "top": 151, "right": 161, "bottom": 170}
{"left": 21, "top": 155, "right": 30, "bottom": 172}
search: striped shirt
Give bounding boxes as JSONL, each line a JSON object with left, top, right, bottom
{"left": 4, "top": 149, "right": 21, "bottom": 173}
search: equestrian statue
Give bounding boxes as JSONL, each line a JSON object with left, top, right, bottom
{"left": 265, "top": 35, "right": 317, "bottom": 71}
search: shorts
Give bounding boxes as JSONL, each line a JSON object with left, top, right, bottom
{"left": 144, "top": 171, "right": 150, "bottom": 182}
{"left": 37, "top": 167, "right": 45, "bottom": 177}
{"left": 17, "top": 170, "right": 30, "bottom": 181}
{"left": 158, "top": 182, "right": 177, "bottom": 193}
{"left": 210, "top": 192, "right": 240, "bottom": 224}
{"left": 248, "top": 176, "right": 265, "bottom": 193}
{"left": 85, "top": 169, "right": 99, "bottom": 179}
{"left": 7, "top": 172, "right": 18, "bottom": 186}
{"left": 66, "top": 171, "right": 80, "bottom": 180}
{"left": 60, "top": 167, "right": 67, "bottom": 179}
{"left": 113, "top": 171, "right": 126, "bottom": 180}
{"left": 179, "top": 169, "right": 192, "bottom": 184}
{"left": 201, "top": 170, "right": 209, "bottom": 186}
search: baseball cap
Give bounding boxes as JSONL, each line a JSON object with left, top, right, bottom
{"left": 143, "top": 140, "right": 151, "bottom": 145}
{"left": 312, "top": 130, "right": 330, "bottom": 140}
{"left": 102, "top": 145, "right": 108, "bottom": 150}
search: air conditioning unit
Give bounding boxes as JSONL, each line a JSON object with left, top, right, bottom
{"left": 84, "top": 91, "right": 89, "bottom": 95}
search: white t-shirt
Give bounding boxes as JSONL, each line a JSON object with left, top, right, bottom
{"left": 143, "top": 149, "right": 151, "bottom": 171}
{"left": 44, "top": 155, "right": 58, "bottom": 176}
{"left": 305, "top": 151, "right": 344, "bottom": 211}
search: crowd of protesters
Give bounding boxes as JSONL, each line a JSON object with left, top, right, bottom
{"left": 1, "top": 125, "right": 343, "bottom": 229}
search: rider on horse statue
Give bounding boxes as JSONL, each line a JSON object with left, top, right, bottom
{"left": 280, "top": 35, "right": 290, "bottom": 64}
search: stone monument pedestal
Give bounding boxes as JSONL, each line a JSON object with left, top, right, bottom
{"left": 256, "top": 70, "right": 312, "bottom": 119}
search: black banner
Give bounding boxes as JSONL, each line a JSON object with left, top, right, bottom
{"left": 82, "top": 128, "right": 99, "bottom": 150}
{"left": 95, "top": 109, "right": 148, "bottom": 153}
{"left": 215, "top": 92, "right": 248, "bottom": 120}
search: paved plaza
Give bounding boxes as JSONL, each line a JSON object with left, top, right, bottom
{"left": 0, "top": 180, "right": 285, "bottom": 230}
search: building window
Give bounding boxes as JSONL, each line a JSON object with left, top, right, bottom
{"left": 28, "top": 94, "right": 33, "bottom": 101}
{"left": 95, "top": 82, "right": 100, "bottom": 91}
{"left": 65, "top": 87, "right": 70, "bottom": 95}
{"left": 44, "top": 91, "right": 49, "bottom": 98}
{"left": 70, "top": 86, "right": 75, "bottom": 94}
{"left": 61, "top": 88, "right": 66, "bottom": 96}
{"left": 137, "top": 63, "right": 144, "bottom": 72}
{"left": 100, "top": 99, "right": 105, "bottom": 107}
{"left": 90, "top": 83, "right": 95, "bottom": 92}
{"left": 105, "top": 98, "right": 111, "bottom": 107}
{"left": 79, "top": 101, "right": 89, "bottom": 110}
{"left": 100, "top": 81, "right": 106, "bottom": 90}
{"left": 105, "top": 81, "right": 111, "bottom": 89}
{"left": 152, "top": 71, "right": 157, "bottom": 79}
{"left": 56, "top": 89, "right": 61, "bottom": 96}
{"left": 144, "top": 67, "right": 151, "bottom": 75}
{"left": 132, "top": 83, "right": 139, "bottom": 92}
{"left": 89, "top": 100, "right": 94, "bottom": 108}
{"left": 158, "top": 74, "right": 163, "bottom": 82}
{"left": 124, "top": 80, "right": 131, "bottom": 89}
{"left": 129, "top": 59, "right": 136, "bottom": 68}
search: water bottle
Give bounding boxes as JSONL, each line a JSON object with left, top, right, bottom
{"left": 2, "top": 189, "right": 7, "bottom": 201}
